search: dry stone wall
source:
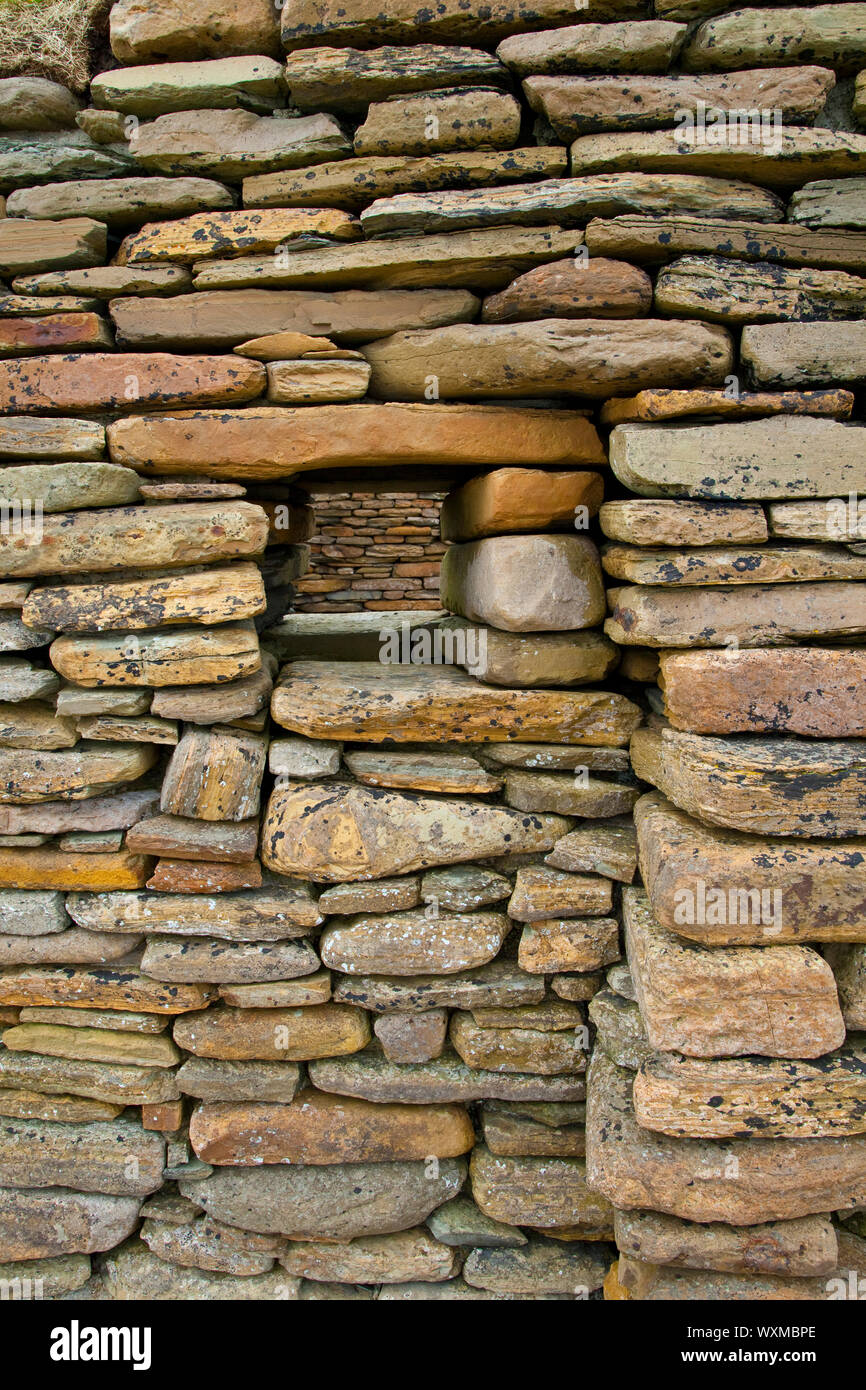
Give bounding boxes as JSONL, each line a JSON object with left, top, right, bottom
{"left": 0, "top": 0, "right": 864, "bottom": 1303}
{"left": 296, "top": 490, "right": 446, "bottom": 611}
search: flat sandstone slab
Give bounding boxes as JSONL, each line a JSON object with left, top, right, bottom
{"left": 270, "top": 663, "right": 640, "bottom": 744}
{"left": 262, "top": 780, "right": 571, "bottom": 883}
{"left": 181, "top": 1159, "right": 466, "bottom": 1241}
{"left": 586, "top": 1050, "right": 866, "bottom": 1224}
{"left": 0, "top": 502, "right": 267, "bottom": 579}
{"left": 613, "top": 1208, "right": 837, "bottom": 1278}
{"left": 0, "top": 354, "right": 265, "bottom": 414}
{"left": 659, "top": 648, "right": 866, "bottom": 737}
{"left": 189, "top": 1090, "right": 474, "bottom": 1164}
{"left": 609, "top": 416, "right": 866, "bottom": 500}
{"left": 633, "top": 1047, "right": 866, "bottom": 1140}
{"left": 107, "top": 404, "right": 602, "bottom": 479}
{"left": 631, "top": 724, "right": 866, "bottom": 839}
{"left": 623, "top": 887, "right": 845, "bottom": 1058}
{"left": 634, "top": 791, "right": 866, "bottom": 944}
{"left": 605, "top": 581, "right": 866, "bottom": 648}
{"left": 363, "top": 319, "right": 733, "bottom": 401}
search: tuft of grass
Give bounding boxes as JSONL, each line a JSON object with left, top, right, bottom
{"left": 0, "top": 0, "right": 112, "bottom": 94}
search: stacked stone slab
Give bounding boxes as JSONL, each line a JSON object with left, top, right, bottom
{"left": 0, "top": 0, "right": 865, "bottom": 1301}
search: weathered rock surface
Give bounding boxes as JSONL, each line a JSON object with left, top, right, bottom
{"left": 129, "top": 109, "right": 349, "bottom": 179}
{"left": 359, "top": 174, "right": 782, "bottom": 236}
{"left": 333, "top": 959, "right": 545, "bottom": 1015}
{"left": 5, "top": 177, "right": 234, "bottom": 227}
{"left": 92, "top": 56, "right": 286, "bottom": 117}
{"left": 126, "top": 814, "right": 259, "bottom": 863}
{"left": 121, "top": 207, "right": 359, "bottom": 266}
{"left": 355, "top": 88, "right": 521, "bottom": 157}
{"left": 262, "top": 779, "right": 571, "bottom": 883}
{"left": 497, "top": 21, "right": 688, "bottom": 76}
{"left": 463, "top": 1239, "right": 607, "bottom": 1294}
{"left": 364, "top": 319, "right": 733, "bottom": 400}
{"left": 518, "top": 918, "right": 620, "bottom": 974}
{"left": 0, "top": 353, "right": 265, "bottom": 414}
{"left": 309, "top": 1047, "right": 585, "bottom": 1104}
{"left": 450, "top": 1011, "right": 587, "bottom": 1075}
{"left": 682, "top": 4, "right": 866, "bottom": 74}
{"left": 789, "top": 178, "right": 866, "bottom": 229}
{"left": 374, "top": 1010, "right": 448, "bottom": 1064}
{"left": 586, "top": 1050, "right": 866, "bottom": 1223}
{"left": 284, "top": 45, "right": 507, "bottom": 114}
{"left": 528, "top": 66, "right": 833, "bottom": 138}
{"left": 633, "top": 1047, "right": 866, "bottom": 1140}
{"left": 181, "top": 1159, "right": 467, "bottom": 1240}
{"left": 441, "top": 619, "right": 619, "bottom": 688}
{"left": 50, "top": 623, "right": 260, "bottom": 690}
{"left": 160, "top": 726, "right": 266, "bottom": 819}
{"left": 604, "top": 543, "right": 866, "bottom": 587}
{"left": 483, "top": 256, "right": 652, "bottom": 322}
{"left": 101, "top": 1238, "right": 298, "bottom": 1300}
{"left": 741, "top": 321, "right": 866, "bottom": 387}
{"left": 632, "top": 724, "right": 866, "bottom": 839}
{"left": 0, "top": 76, "right": 80, "bottom": 131}
{"left": 109, "top": 0, "right": 281, "bottom": 63}
{"left": 636, "top": 791, "right": 866, "bottom": 945}
{"left": 471, "top": 1146, "right": 613, "bottom": 1234}
{"left": 0, "top": 742, "right": 156, "bottom": 805}
{"left": 0, "top": 1117, "right": 164, "bottom": 1196}
{"left": 606, "top": 582, "right": 866, "bottom": 648}
{"left": 108, "top": 403, "right": 605, "bottom": 477}
{"left": 139, "top": 1216, "right": 278, "bottom": 1277}
{"left": 281, "top": 0, "right": 645, "bottom": 47}
{"left": 569, "top": 129, "right": 866, "bottom": 193}
{"left": 172, "top": 1004, "right": 369, "bottom": 1060}
{"left": 0, "top": 927, "right": 143, "bottom": 964}
{"left": 440, "top": 467, "right": 604, "bottom": 542}
{"left": 508, "top": 867, "right": 612, "bottom": 921}
{"left": 0, "top": 1188, "right": 141, "bottom": 1262}
{"left": 624, "top": 888, "right": 845, "bottom": 1058}
{"left": 0, "top": 416, "right": 104, "bottom": 460}
{"left": 189, "top": 1090, "right": 474, "bottom": 1164}
{"left": 613, "top": 1208, "right": 837, "bottom": 1278}
{"left": 659, "top": 647, "right": 866, "bottom": 737}
{"left": 176, "top": 1057, "right": 302, "bottom": 1103}
{"left": 282, "top": 1228, "right": 460, "bottom": 1284}
{"left": 545, "top": 819, "right": 637, "bottom": 883}
{"left": 610, "top": 416, "right": 866, "bottom": 500}
{"left": 824, "top": 945, "right": 866, "bottom": 1031}
{"left": 140, "top": 936, "right": 318, "bottom": 985}
{"left": 0, "top": 959, "right": 215, "bottom": 1013}
{"left": 505, "top": 770, "right": 640, "bottom": 818}
{"left": 24, "top": 563, "right": 265, "bottom": 634}
{"left": 270, "top": 663, "right": 640, "bottom": 746}
{"left": 655, "top": 255, "right": 866, "bottom": 324}
{"left": 587, "top": 215, "right": 866, "bottom": 274}
{"left": 600, "top": 498, "right": 769, "bottom": 547}
{"left": 320, "top": 910, "right": 510, "bottom": 976}
{"left": 196, "top": 219, "right": 576, "bottom": 290}
{"left": 441, "top": 534, "right": 604, "bottom": 632}
{"left": 0, "top": 218, "right": 105, "bottom": 276}
{"left": 67, "top": 881, "right": 320, "bottom": 942}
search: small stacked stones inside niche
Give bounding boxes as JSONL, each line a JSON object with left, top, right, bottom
{"left": 0, "top": 0, "right": 864, "bottom": 1303}
{"left": 296, "top": 489, "right": 446, "bottom": 611}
